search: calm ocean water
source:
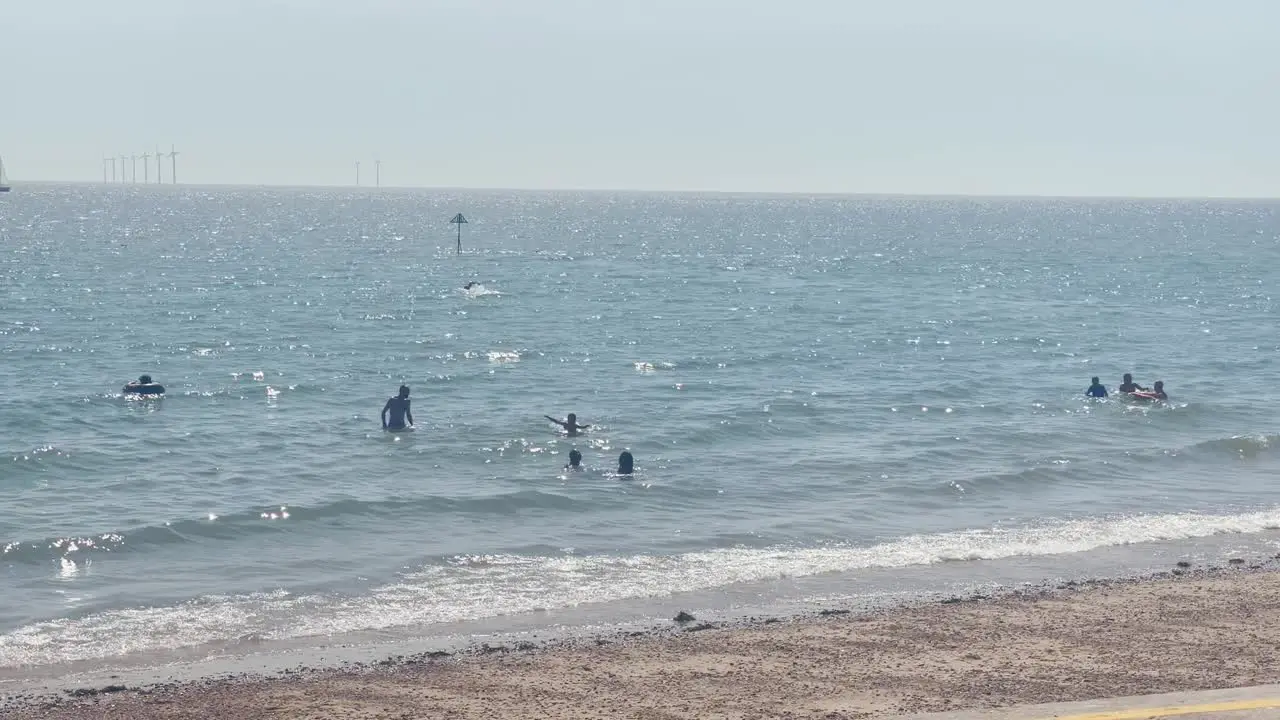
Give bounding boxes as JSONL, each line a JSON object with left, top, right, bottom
{"left": 2, "top": 186, "right": 1279, "bottom": 674}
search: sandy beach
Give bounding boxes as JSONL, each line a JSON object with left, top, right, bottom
{"left": 8, "top": 559, "right": 1280, "bottom": 720}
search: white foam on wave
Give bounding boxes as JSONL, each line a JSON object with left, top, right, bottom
{"left": 462, "top": 284, "right": 501, "bottom": 298}
{"left": 634, "top": 361, "right": 676, "bottom": 373}
{"left": 3, "top": 507, "right": 1278, "bottom": 667}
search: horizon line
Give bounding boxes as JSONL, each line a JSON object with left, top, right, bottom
{"left": 8, "top": 179, "right": 1280, "bottom": 202}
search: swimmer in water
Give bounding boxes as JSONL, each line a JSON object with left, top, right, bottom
{"left": 382, "top": 385, "right": 414, "bottom": 431}
{"left": 1151, "top": 380, "right": 1168, "bottom": 401}
{"left": 123, "top": 374, "right": 165, "bottom": 396}
{"left": 545, "top": 413, "right": 590, "bottom": 436}
{"left": 1118, "top": 373, "right": 1147, "bottom": 394}
{"left": 565, "top": 448, "right": 583, "bottom": 470}
{"left": 617, "top": 450, "right": 634, "bottom": 475}
{"left": 464, "top": 282, "right": 479, "bottom": 290}
{"left": 1086, "top": 376, "right": 1108, "bottom": 398}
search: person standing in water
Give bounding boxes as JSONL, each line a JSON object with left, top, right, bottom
{"left": 545, "top": 413, "right": 590, "bottom": 436}
{"left": 1118, "top": 373, "right": 1147, "bottom": 393}
{"left": 382, "top": 385, "right": 414, "bottom": 431}
{"left": 617, "top": 450, "right": 634, "bottom": 475}
{"left": 1086, "top": 376, "right": 1108, "bottom": 398}
{"left": 1151, "top": 380, "right": 1168, "bottom": 400}
{"left": 565, "top": 449, "right": 583, "bottom": 470}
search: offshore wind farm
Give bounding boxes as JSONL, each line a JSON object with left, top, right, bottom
{"left": 100, "top": 145, "right": 181, "bottom": 185}
{"left": 92, "top": 149, "right": 385, "bottom": 187}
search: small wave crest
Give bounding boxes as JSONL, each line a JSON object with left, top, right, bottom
{"left": 1185, "top": 433, "right": 1280, "bottom": 459}
{"left": 634, "top": 361, "right": 676, "bottom": 373}
{"left": 0, "top": 491, "right": 586, "bottom": 566}
{"left": 6, "top": 443, "right": 69, "bottom": 463}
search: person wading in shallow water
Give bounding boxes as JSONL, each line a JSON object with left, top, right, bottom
{"left": 382, "top": 385, "right": 414, "bottom": 431}
{"left": 545, "top": 412, "right": 590, "bottom": 436}
{"left": 1118, "top": 373, "right": 1147, "bottom": 394}
{"left": 565, "top": 449, "right": 583, "bottom": 470}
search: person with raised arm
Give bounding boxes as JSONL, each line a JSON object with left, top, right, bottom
{"left": 545, "top": 412, "right": 590, "bottom": 436}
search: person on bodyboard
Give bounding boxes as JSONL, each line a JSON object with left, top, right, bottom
{"left": 123, "top": 375, "right": 165, "bottom": 396}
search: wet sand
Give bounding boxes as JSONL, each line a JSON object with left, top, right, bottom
{"left": 8, "top": 559, "right": 1280, "bottom": 720}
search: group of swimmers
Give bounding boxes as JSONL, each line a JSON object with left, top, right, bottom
{"left": 380, "top": 384, "right": 635, "bottom": 475}
{"left": 123, "top": 370, "right": 1166, "bottom": 474}
{"left": 1086, "top": 373, "right": 1169, "bottom": 401}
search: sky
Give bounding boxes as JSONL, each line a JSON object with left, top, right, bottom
{"left": 3, "top": 0, "right": 1279, "bottom": 196}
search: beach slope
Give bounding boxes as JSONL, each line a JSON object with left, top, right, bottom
{"left": 10, "top": 565, "right": 1280, "bottom": 719}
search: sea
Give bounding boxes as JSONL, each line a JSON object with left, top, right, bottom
{"left": 2, "top": 185, "right": 1279, "bottom": 685}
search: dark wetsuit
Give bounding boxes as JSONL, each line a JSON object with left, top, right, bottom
{"left": 617, "top": 451, "right": 634, "bottom": 475}
{"left": 123, "top": 382, "right": 165, "bottom": 395}
{"left": 382, "top": 396, "right": 412, "bottom": 430}
{"left": 1087, "top": 383, "right": 1107, "bottom": 398}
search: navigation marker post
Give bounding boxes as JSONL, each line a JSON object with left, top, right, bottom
{"left": 449, "top": 213, "right": 468, "bottom": 254}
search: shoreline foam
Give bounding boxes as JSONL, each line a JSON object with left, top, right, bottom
{"left": 6, "top": 507, "right": 1278, "bottom": 671}
{"left": 8, "top": 554, "right": 1280, "bottom": 719}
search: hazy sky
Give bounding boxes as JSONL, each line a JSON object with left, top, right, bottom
{"left": 5, "top": 0, "right": 1279, "bottom": 195}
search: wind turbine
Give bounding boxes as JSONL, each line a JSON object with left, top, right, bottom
{"left": 118, "top": 155, "right": 127, "bottom": 184}
{"left": 155, "top": 146, "right": 164, "bottom": 183}
{"left": 102, "top": 157, "right": 110, "bottom": 183}
{"left": 140, "top": 151, "right": 151, "bottom": 184}
{"left": 375, "top": 159, "right": 381, "bottom": 188}
{"left": 168, "top": 144, "right": 179, "bottom": 184}
{"left": 355, "top": 161, "right": 361, "bottom": 186}
{"left": 130, "top": 154, "right": 139, "bottom": 184}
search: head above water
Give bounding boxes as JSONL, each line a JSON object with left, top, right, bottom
{"left": 567, "top": 413, "right": 577, "bottom": 424}
{"left": 569, "top": 449, "right": 582, "bottom": 466}
{"left": 398, "top": 385, "right": 410, "bottom": 399}
{"left": 1123, "top": 373, "right": 1133, "bottom": 383}
{"left": 1090, "top": 376, "right": 1100, "bottom": 385}
{"left": 1154, "top": 380, "right": 1164, "bottom": 390}
{"left": 139, "top": 375, "right": 152, "bottom": 384}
